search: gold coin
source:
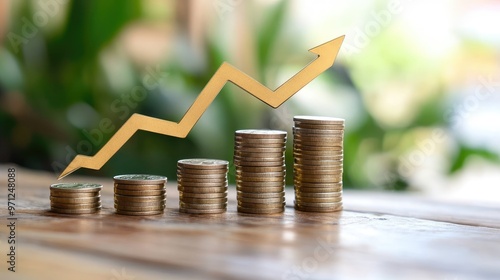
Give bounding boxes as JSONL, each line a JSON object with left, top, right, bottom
{"left": 51, "top": 206, "right": 101, "bottom": 214}
{"left": 177, "top": 167, "right": 228, "bottom": 175}
{"left": 50, "top": 190, "right": 100, "bottom": 198}
{"left": 180, "top": 197, "right": 228, "bottom": 204}
{"left": 234, "top": 146, "right": 286, "bottom": 153}
{"left": 294, "top": 153, "right": 343, "bottom": 160}
{"left": 179, "top": 208, "right": 226, "bottom": 214}
{"left": 234, "top": 136, "right": 286, "bottom": 144}
{"left": 178, "top": 181, "right": 228, "bottom": 188}
{"left": 179, "top": 202, "right": 227, "bottom": 210}
{"left": 296, "top": 176, "right": 342, "bottom": 184}
{"left": 115, "top": 204, "right": 165, "bottom": 212}
{"left": 180, "top": 191, "right": 228, "bottom": 199}
{"left": 294, "top": 168, "right": 342, "bottom": 175}
{"left": 50, "top": 195, "right": 100, "bottom": 204}
{"left": 293, "top": 116, "right": 345, "bottom": 125}
{"left": 234, "top": 151, "right": 284, "bottom": 158}
{"left": 235, "top": 129, "right": 287, "bottom": 139}
{"left": 113, "top": 174, "right": 167, "bottom": 185}
{"left": 177, "top": 158, "right": 229, "bottom": 170}
{"left": 293, "top": 144, "right": 343, "bottom": 151}
{"left": 294, "top": 164, "right": 343, "bottom": 170}
{"left": 236, "top": 186, "right": 285, "bottom": 193}
{"left": 294, "top": 200, "right": 343, "bottom": 208}
{"left": 177, "top": 177, "right": 227, "bottom": 184}
{"left": 294, "top": 159, "right": 343, "bottom": 166}
{"left": 236, "top": 176, "right": 284, "bottom": 183}
{"left": 176, "top": 172, "right": 227, "bottom": 180}
{"left": 115, "top": 209, "right": 163, "bottom": 216}
{"left": 50, "top": 183, "right": 102, "bottom": 193}
{"left": 294, "top": 204, "right": 342, "bottom": 213}
{"left": 237, "top": 196, "right": 285, "bottom": 204}
{"left": 114, "top": 199, "right": 166, "bottom": 207}
{"left": 178, "top": 186, "right": 228, "bottom": 193}
{"left": 236, "top": 171, "right": 286, "bottom": 177}
{"left": 292, "top": 149, "right": 343, "bottom": 156}
{"left": 293, "top": 127, "right": 344, "bottom": 136}
{"left": 114, "top": 183, "right": 165, "bottom": 190}
{"left": 237, "top": 191, "right": 285, "bottom": 199}
{"left": 114, "top": 194, "right": 165, "bottom": 202}
{"left": 234, "top": 157, "right": 285, "bottom": 164}
{"left": 295, "top": 191, "right": 342, "bottom": 198}
{"left": 114, "top": 188, "right": 166, "bottom": 196}
{"left": 295, "top": 196, "right": 342, "bottom": 203}
{"left": 50, "top": 202, "right": 102, "bottom": 209}
{"left": 237, "top": 206, "right": 284, "bottom": 214}
{"left": 236, "top": 165, "right": 285, "bottom": 173}
{"left": 238, "top": 200, "right": 285, "bottom": 208}
{"left": 294, "top": 186, "right": 343, "bottom": 193}
{"left": 236, "top": 180, "right": 285, "bottom": 187}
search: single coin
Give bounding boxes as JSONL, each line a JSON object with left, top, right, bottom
{"left": 236, "top": 186, "right": 285, "bottom": 193}
{"left": 238, "top": 201, "right": 285, "bottom": 208}
{"left": 176, "top": 172, "right": 227, "bottom": 180}
{"left": 180, "top": 197, "right": 228, "bottom": 204}
{"left": 294, "top": 187, "right": 343, "bottom": 193}
{"left": 177, "top": 159, "right": 229, "bottom": 170}
{"left": 235, "top": 136, "right": 286, "bottom": 144}
{"left": 114, "top": 194, "right": 166, "bottom": 202}
{"left": 237, "top": 165, "right": 285, "bottom": 173}
{"left": 293, "top": 127, "right": 344, "bottom": 136}
{"left": 180, "top": 202, "right": 227, "bottom": 210}
{"left": 236, "top": 171, "right": 286, "bottom": 177}
{"left": 50, "top": 183, "right": 102, "bottom": 193}
{"left": 178, "top": 181, "right": 228, "bottom": 188}
{"left": 237, "top": 196, "right": 285, "bottom": 204}
{"left": 236, "top": 180, "right": 285, "bottom": 187}
{"left": 50, "top": 202, "right": 101, "bottom": 209}
{"left": 235, "top": 129, "right": 287, "bottom": 139}
{"left": 114, "top": 199, "right": 166, "bottom": 207}
{"left": 114, "top": 183, "right": 165, "bottom": 190}
{"left": 237, "top": 206, "right": 284, "bottom": 214}
{"left": 49, "top": 190, "right": 100, "bottom": 198}
{"left": 293, "top": 116, "right": 345, "bottom": 125}
{"left": 237, "top": 191, "right": 285, "bottom": 199}
{"left": 294, "top": 204, "right": 343, "bottom": 213}
{"left": 295, "top": 196, "right": 342, "bottom": 203}
{"left": 177, "top": 167, "right": 228, "bottom": 175}
{"left": 51, "top": 206, "right": 101, "bottom": 214}
{"left": 180, "top": 191, "right": 228, "bottom": 199}
{"left": 234, "top": 151, "right": 284, "bottom": 158}
{"left": 233, "top": 160, "right": 285, "bottom": 167}
{"left": 295, "top": 191, "right": 342, "bottom": 198}
{"left": 294, "top": 123, "right": 345, "bottom": 130}
{"left": 115, "top": 209, "right": 163, "bottom": 216}
{"left": 114, "top": 204, "right": 165, "bottom": 212}
{"left": 179, "top": 208, "right": 226, "bottom": 214}
{"left": 294, "top": 200, "right": 343, "bottom": 208}
{"left": 50, "top": 195, "right": 100, "bottom": 204}
{"left": 178, "top": 186, "right": 228, "bottom": 193}
{"left": 114, "top": 188, "right": 166, "bottom": 196}
{"left": 113, "top": 174, "right": 167, "bottom": 185}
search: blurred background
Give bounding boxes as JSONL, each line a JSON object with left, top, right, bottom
{"left": 1, "top": 0, "right": 499, "bottom": 203}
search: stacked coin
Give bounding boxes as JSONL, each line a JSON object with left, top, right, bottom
{"left": 293, "top": 116, "right": 345, "bottom": 212}
{"left": 177, "top": 159, "right": 229, "bottom": 214}
{"left": 234, "top": 129, "right": 287, "bottom": 214}
{"left": 114, "top": 174, "right": 167, "bottom": 216}
{"left": 50, "top": 183, "right": 102, "bottom": 214}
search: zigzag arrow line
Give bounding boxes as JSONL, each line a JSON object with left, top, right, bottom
{"left": 59, "top": 36, "right": 345, "bottom": 179}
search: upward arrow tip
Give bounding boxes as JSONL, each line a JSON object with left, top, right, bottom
{"left": 308, "top": 35, "right": 345, "bottom": 57}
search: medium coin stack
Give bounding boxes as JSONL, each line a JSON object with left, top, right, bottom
{"left": 114, "top": 174, "right": 167, "bottom": 216}
{"left": 177, "top": 159, "right": 229, "bottom": 214}
{"left": 293, "top": 116, "right": 345, "bottom": 212}
{"left": 234, "top": 129, "right": 287, "bottom": 214}
{"left": 50, "top": 183, "right": 102, "bottom": 214}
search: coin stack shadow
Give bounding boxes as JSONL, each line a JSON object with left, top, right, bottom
{"left": 293, "top": 116, "right": 345, "bottom": 212}
{"left": 114, "top": 175, "right": 167, "bottom": 216}
{"left": 177, "top": 159, "right": 229, "bottom": 214}
{"left": 234, "top": 129, "right": 287, "bottom": 214}
{"left": 50, "top": 183, "right": 102, "bottom": 214}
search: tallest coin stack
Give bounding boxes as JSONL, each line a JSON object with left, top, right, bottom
{"left": 293, "top": 116, "right": 345, "bottom": 212}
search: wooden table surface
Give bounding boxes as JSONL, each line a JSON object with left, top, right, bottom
{"left": 1, "top": 165, "right": 499, "bottom": 280}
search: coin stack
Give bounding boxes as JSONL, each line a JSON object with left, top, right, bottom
{"left": 114, "top": 174, "right": 167, "bottom": 216}
{"left": 293, "top": 116, "right": 345, "bottom": 212}
{"left": 177, "top": 159, "right": 229, "bottom": 214}
{"left": 234, "top": 129, "right": 287, "bottom": 214}
{"left": 50, "top": 183, "right": 102, "bottom": 214}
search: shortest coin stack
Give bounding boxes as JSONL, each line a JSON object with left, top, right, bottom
{"left": 177, "top": 159, "right": 229, "bottom": 214}
{"left": 50, "top": 183, "right": 102, "bottom": 214}
{"left": 114, "top": 174, "right": 167, "bottom": 216}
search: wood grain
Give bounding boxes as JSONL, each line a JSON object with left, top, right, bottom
{"left": 1, "top": 165, "right": 499, "bottom": 280}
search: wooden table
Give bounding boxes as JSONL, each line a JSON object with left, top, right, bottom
{"left": 1, "top": 165, "right": 499, "bottom": 280}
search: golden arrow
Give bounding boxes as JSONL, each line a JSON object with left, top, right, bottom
{"left": 59, "top": 35, "right": 345, "bottom": 179}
